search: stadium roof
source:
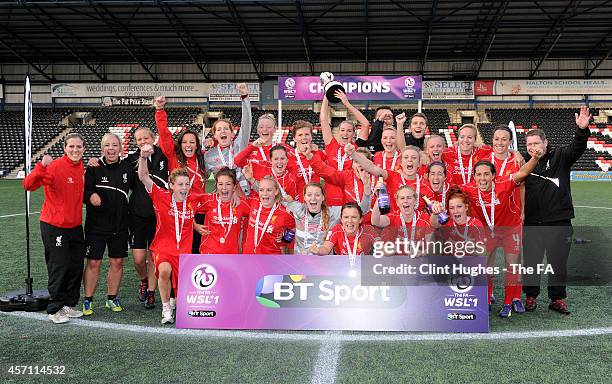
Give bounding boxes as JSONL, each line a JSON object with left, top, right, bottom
{"left": 1, "top": 0, "right": 611, "bottom": 81}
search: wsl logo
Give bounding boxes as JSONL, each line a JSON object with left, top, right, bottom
{"left": 283, "top": 77, "right": 297, "bottom": 98}
{"left": 449, "top": 274, "right": 474, "bottom": 294}
{"left": 191, "top": 264, "right": 217, "bottom": 290}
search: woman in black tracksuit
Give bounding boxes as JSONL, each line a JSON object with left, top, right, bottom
{"left": 82, "top": 133, "right": 134, "bottom": 316}
{"left": 126, "top": 127, "right": 168, "bottom": 309}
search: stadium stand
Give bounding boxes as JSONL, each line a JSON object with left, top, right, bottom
{"left": 38, "top": 107, "right": 200, "bottom": 165}
{"left": 0, "top": 109, "right": 71, "bottom": 175}
{"left": 2, "top": 106, "right": 609, "bottom": 177}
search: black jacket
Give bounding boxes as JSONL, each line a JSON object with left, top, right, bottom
{"left": 126, "top": 146, "right": 168, "bottom": 218}
{"left": 356, "top": 120, "right": 385, "bottom": 154}
{"left": 523, "top": 127, "right": 590, "bottom": 224}
{"left": 404, "top": 132, "right": 425, "bottom": 150}
{"left": 84, "top": 157, "right": 134, "bottom": 235}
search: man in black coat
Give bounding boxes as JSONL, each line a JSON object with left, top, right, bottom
{"left": 522, "top": 106, "right": 591, "bottom": 315}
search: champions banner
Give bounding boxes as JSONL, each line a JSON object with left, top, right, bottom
{"left": 176, "top": 254, "right": 488, "bottom": 332}
{"left": 278, "top": 75, "right": 422, "bottom": 101}
{"left": 475, "top": 79, "right": 612, "bottom": 96}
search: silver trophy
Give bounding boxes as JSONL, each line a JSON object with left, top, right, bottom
{"left": 320, "top": 72, "right": 345, "bottom": 103}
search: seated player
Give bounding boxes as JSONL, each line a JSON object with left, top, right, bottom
{"left": 309, "top": 203, "right": 379, "bottom": 273}
{"left": 371, "top": 185, "right": 432, "bottom": 256}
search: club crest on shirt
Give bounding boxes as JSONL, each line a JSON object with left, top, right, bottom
{"left": 101, "top": 176, "right": 108, "bottom": 183}
{"left": 67, "top": 177, "right": 74, "bottom": 184}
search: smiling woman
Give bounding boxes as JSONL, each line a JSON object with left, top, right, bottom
{"left": 22, "top": 133, "right": 86, "bottom": 324}
{"left": 82, "top": 132, "right": 135, "bottom": 318}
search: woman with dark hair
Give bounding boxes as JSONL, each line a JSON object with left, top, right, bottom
{"left": 155, "top": 95, "right": 207, "bottom": 253}
{"left": 458, "top": 154, "right": 541, "bottom": 318}
{"left": 23, "top": 133, "right": 86, "bottom": 324}
{"left": 195, "top": 167, "right": 250, "bottom": 254}
{"left": 310, "top": 203, "right": 379, "bottom": 269}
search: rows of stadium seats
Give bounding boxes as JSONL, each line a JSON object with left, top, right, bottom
{"left": 2, "top": 106, "right": 610, "bottom": 176}
{"left": 483, "top": 108, "right": 602, "bottom": 171}
{"left": 40, "top": 107, "right": 200, "bottom": 165}
{"left": 0, "top": 109, "right": 70, "bottom": 174}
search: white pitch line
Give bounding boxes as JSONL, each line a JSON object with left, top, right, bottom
{"left": 2, "top": 311, "right": 612, "bottom": 342}
{"left": 575, "top": 205, "right": 612, "bottom": 210}
{"left": 0, "top": 211, "right": 40, "bottom": 219}
{"left": 311, "top": 331, "right": 341, "bottom": 384}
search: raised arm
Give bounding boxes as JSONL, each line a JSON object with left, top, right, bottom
{"left": 320, "top": 95, "right": 333, "bottom": 145}
{"left": 333, "top": 90, "right": 369, "bottom": 141}
{"left": 513, "top": 150, "right": 542, "bottom": 184}
{"left": 154, "top": 96, "right": 175, "bottom": 158}
{"left": 234, "top": 141, "right": 260, "bottom": 168}
{"left": 395, "top": 113, "right": 408, "bottom": 151}
{"left": 345, "top": 143, "right": 387, "bottom": 179}
{"left": 561, "top": 105, "right": 592, "bottom": 166}
{"left": 23, "top": 155, "right": 54, "bottom": 191}
{"left": 138, "top": 144, "right": 154, "bottom": 192}
{"left": 236, "top": 83, "right": 252, "bottom": 152}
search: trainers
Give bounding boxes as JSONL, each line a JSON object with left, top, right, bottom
{"left": 499, "top": 304, "right": 512, "bottom": 318}
{"left": 548, "top": 299, "right": 570, "bottom": 315}
{"left": 144, "top": 291, "right": 156, "bottom": 309}
{"left": 512, "top": 299, "right": 526, "bottom": 314}
{"left": 105, "top": 298, "right": 123, "bottom": 313}
{"left": 525, "top": 297, "right": 537, "bottom": 312}
{"left": 82, "top": 300, "right": 94, "bottom": 316}
{"left": 169, "top": 297, "right": 176, "bottom": 311}
{"left": 138, "top": 281, "right": 148, "bottom": 302}
{"left": 61, "top": 306, "right": 83, "bottom": 318}
{"left": 161, "top": 308, "right": 174, "bottom": 324}
{"left": 48, "top": 311, "right": 69, "bottom": 324}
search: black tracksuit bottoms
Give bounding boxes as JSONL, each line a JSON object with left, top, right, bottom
{"left": 40, "top": 222, "right": 85, "bottom": 314}
{"left": 522, "top": 220, "right": 573, "bottom": 301}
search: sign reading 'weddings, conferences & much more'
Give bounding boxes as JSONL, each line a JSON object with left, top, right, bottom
{"left": 51, "top": 82, "right": 210, "bottom": 98}
{"left": 278, "top": 75, "right": 422, "bottom": 101}
{"left": 176, "top": 254, "right": 489, "bottom": 332}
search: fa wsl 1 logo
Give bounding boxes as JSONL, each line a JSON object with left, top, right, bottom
{"left": 186, "top": 264, "right": 220, "bottom": 306}
{"left": 191, "top": 264, "right": 217, "bottom": 290}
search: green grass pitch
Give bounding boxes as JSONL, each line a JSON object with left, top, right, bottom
{"left": 0, "top": 180, "right": 610, "bottom": 383}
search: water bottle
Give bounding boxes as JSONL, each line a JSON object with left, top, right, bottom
{"left": 282, "top": 228, "right": 296, "bottom": 243}
{"left": 377, "top": 176, "right": 391, "bottom": 215}
{"left": 423, "top": 196, "right": 449, "bottom": 225}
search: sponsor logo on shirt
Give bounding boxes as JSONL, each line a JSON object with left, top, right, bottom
{"left": 123, "top": 173, "right": 128, "bottom": 183}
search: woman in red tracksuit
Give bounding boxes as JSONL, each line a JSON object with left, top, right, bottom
{"left": 154, "top": 96, "right": 207, "bottom": 253}
{"left": 23, "top": 133, "right": 86, "bottom": 324}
